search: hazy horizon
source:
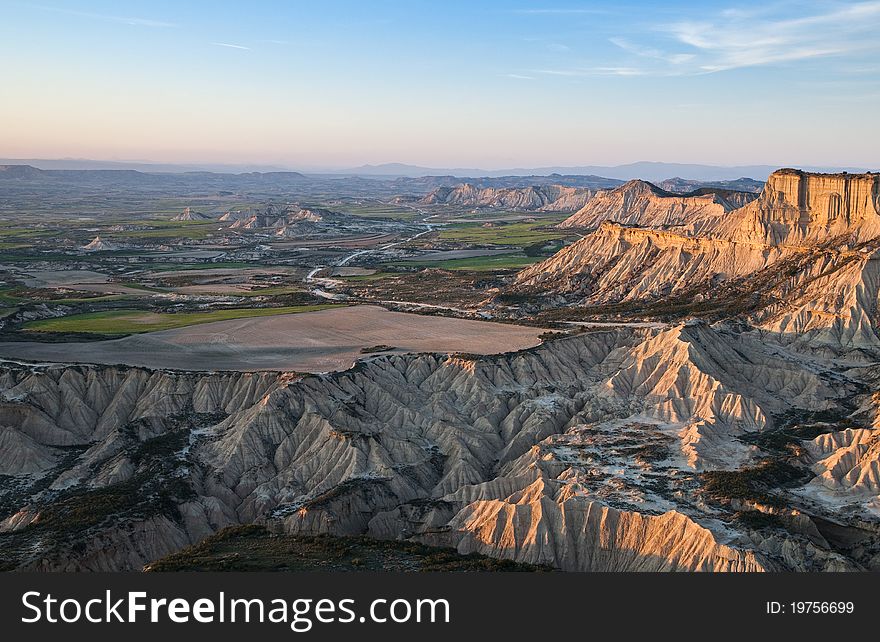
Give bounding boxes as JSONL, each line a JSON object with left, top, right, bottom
{"left": 2, "top": 1, "right": 879, "bottom": 167}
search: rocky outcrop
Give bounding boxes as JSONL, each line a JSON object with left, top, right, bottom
{"left": 434, "top": 477, "right": 770, "bottom": 571}
{"left": 513, "top": 170, "right": 880, "bottom": 354}
{"left": 716, "top": 169, "right": 880, "bottom": 245}
{"left": 171, "top": 207, "right": 210, "bottom": 221}
{"left": 516, "top": 220, "right": 786, "bottom": 301}
{"left": 82, "top": 235, "right": 120, "bottom": 251}
{"left": 557, "top": 180, "right": 754, "bottom": 233}
{"left": 421, "top": 184, "right": 594, "bottom": 212}
{"left": 658, "top": 177, "right": 764, "bottom": 195}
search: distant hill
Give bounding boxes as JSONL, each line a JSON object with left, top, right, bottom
{"left": 421, "top": 184, "right": 595, "bottom": 212}
{"left": 4, "top": 158, "right": 875, "bottom": 181}
{"left": 556, "top": 179, "right": 757, "bottom": 233}
{"left": 658, "top": 176, "right": 765, "bottom": 194}
{"left": 0, "top": 164, "right": 47, "bottom": 179}
{"left": 335, "top": 161, "right": 874, "bottom": 181}
{"left": 0, "top": 158, "right": 291, "bottom": 173}
{"left": 390, "top": 174, "right": 621, "bottom": 191}
{"left": 171, "top": 207, "right": 211, "bottom": 221}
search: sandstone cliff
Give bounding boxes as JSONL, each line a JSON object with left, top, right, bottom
{"left": 715, "top": 169, "right": 880, "bottom": 245}
{"left": 513, "top": 170, "right": 880, "bottom": 353}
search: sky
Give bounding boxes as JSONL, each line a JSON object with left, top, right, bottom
{"left": 1, "top": 0, "right": 878, "bottom": 169}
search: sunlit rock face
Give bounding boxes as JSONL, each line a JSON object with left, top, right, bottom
{"left": 514, "top": 171, "right": 880, "bottom": 354}
{"left": 557, "top": 179, "right": 755, "bottom": 233}
{"left": 717, "top": 169, "right": 880, "bottom": 245}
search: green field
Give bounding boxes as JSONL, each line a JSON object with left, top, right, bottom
{"left": 387, "top": 253, "right": 542, "bottom": 271}
{"left": 24, "top": 304, "right": 345, "bottom": 334}
{"left": 339, "top": 203, "right": 419, "bottom": 221}
{"left": 438, "top": 217, "right": 571, "bottom": 246}
{"left": 104, "top": 220, "right": 218, "bottom": 240}
{"left": 147, "top": 261, "right": 259, "bottom": 272}
{"left": 339, "top": 271, "right": 397, "bottom": 282}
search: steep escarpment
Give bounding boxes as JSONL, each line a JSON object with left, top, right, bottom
{"left": 0, "top": 323, "right": 869, "bottom": 571}
{"left": 512, "top": 171, "right": 880, "bottom": 353}
{"left": 516, "top": 221, "right": 786, "bottom": 302}
{"left": 716, "top": 169, "right": 880, "bottom": 245}
{"left": 557, "top": 180, "right": 755, "bottom": 233}
{"left": 421, "top": 184, "right": 594, "bottom": 212}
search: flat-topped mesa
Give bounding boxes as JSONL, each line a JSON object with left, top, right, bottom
{"left": 558, "top": 179, "right": 755, "bottom": 233}
{"left": 716, "top": 169, "right": 880, "bottom": 245}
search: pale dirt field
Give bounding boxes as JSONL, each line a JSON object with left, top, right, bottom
{"left": 0, "top": 305, "right": 546, "bottom": 372}
{"left": 169, "top": 284, "right": 265, "bottom": 295}
{"left": 270, "top": 233, "right": 397, "bottom": 249}
{"left": 150, "top": 266, "right": 302, "bottom": 279}
{"left": 16, "top": 269, "right": 111, "bottom": 287}
{"left": 7, "top": 269, "right": 150, "bottom": 296}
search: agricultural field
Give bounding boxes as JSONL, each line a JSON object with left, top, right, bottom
{"left": 0, "top": 305, "right": 547, "bottom": 371}
{"left": 23, "top": 304, "right": 344, "bottom": 335}
{"left": 334, "top": 201, "right": 420, "bottom": 221}
{"left": 438, "top": 216, "right": 573, "bottom": 246}
{"left": 387, "top": 252, "right": 542, "bottom": 271}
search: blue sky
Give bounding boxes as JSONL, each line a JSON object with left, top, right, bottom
{"left": 1, "top": 1, "right": 878, "bottom": 168}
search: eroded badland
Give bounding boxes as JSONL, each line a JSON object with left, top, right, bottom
{"left": 1, "top": 166, "right": 880, "bottom": 571}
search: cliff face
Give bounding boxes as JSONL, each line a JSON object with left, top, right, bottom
{"left": 557, "top": 180, "right": 755, "bottom": 233}
{"left": 420, "top": 184, "right": 594, "bottom": 212}
{"left": 718, "top": 169, "right": 880, "bottom": 245}
{"left": 513, "top": 170, "right": 880, "bottom": 353}
{"left": 516, "top": 220, "right": 785, "bottom": 301}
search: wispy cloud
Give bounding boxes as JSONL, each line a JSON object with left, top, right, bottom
{"left": 662, "top": 1, "right": 880, "bottom": 73}
{"left": 533, "top": 66, "right": 648, "bottom": 77}
{"left": 513, "top": 8, "right": 609, "bottom": 15}
{"left": 26, "top": 4, "right": 177, "bottom": 28}
{"left": 211, "top": 42, "right": 251, "bottom": 51}
{"left": 608, "top": 37, "right": 693, "bottom": 65}
{"left": 502, "top": 73, "right": 535, "bottom": 80}
{"left": 547, "top": 42, "right": 571, "bottom": 52}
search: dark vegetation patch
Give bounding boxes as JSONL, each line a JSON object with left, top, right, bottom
{"left": 302, "top": 477, "right": 389, "bottom": 511}
{"left": 632, "top": 443, "right": 671, "bottom": 464}
{"left": 337, "top": 268, "right": 503, "bottom": 307}
{"left": 733, "top": 510, "right": 785, "bottom": 530}
{"left": 744, "top": 408, "right": 861, "bottom": 455}
{"left": 146, "top": 525, "right": 553, "bottom": 572}
{"left": 702, "top": 450, "right": 815, "bottom": 508}
{"left": 360, "top": 344, "right": 396, "bottom": 354}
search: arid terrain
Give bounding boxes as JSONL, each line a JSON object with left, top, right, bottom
{"left": 2, "top": 165, "right": 880, "bottom": 572}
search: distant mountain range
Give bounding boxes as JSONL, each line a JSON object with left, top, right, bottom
{"left": 0, "top": 158, "right": 291, "bottom": 174}
{"left": 4, "top": 158, "right": 875, "bottom": 181}
{"left": 336, "top": 161, "right": 875, "bottom": 181}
